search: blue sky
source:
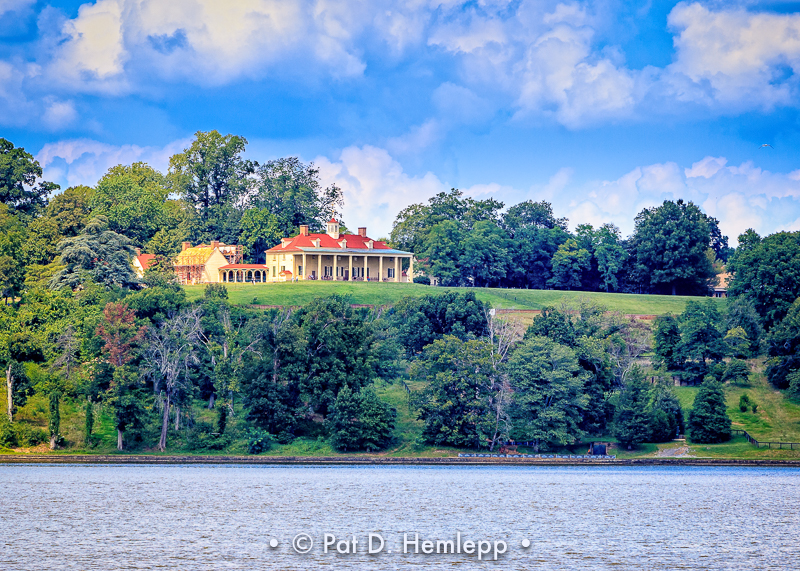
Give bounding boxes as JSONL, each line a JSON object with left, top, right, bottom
{"left": 2, "top": 0, "right": 800, "bottom": 242}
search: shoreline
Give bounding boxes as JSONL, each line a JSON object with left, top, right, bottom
{"left": 1, "top": 454, "right": 799, "bottom": 467}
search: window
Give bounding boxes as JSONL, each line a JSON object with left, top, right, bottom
{"left": 388, "top": 268, "right": 395, "bottom": 278}
{"left": 336, "top": 266, "right": 340, "bottom": 277}
{"left": 272, "top": 266, "right": 276, "bottom": 277}
{"left": 298, "top": 265, "right": 303, "bottom": 276}
{"left": 272, "top": 255, "right": 276, "bottom": 261}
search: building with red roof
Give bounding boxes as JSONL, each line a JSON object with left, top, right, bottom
{"left": 219, "top": 219, "right": 414, "bottom": 284}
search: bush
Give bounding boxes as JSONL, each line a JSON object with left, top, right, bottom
{"left": 328, "top": 385, "right": 396, "bottom": 452}
{"left": 0, "top": 418, "right": 48, "bottom": 448}
{"left": 247, "top": 428, "right": 273, "bottom": 454}
{"left": 413, "top": 275, "right": 431, "bottom": 285}
{"left": 186, "top": 421, "right": 231, "bottom": 451}
{"left": 739, "top": 393, "right": 752, "bottom": 412}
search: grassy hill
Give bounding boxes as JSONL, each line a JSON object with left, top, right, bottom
{"left": 184, "top": 282, "right": 725, "bottom": 316}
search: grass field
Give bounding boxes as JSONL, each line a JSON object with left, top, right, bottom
{"left": 184, "top": 281, "right": 726, "bottom": 316}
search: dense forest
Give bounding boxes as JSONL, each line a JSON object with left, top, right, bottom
{"left": 2, "top": 132, "right": 800, "bottom": 455}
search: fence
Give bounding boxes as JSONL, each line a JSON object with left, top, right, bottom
{"left": 732, "top": 429, "right": 800, "bottom": 450}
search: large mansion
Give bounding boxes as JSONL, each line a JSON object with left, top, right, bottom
{"left": 173, "top": 220, "right": 414, "bottom": 285}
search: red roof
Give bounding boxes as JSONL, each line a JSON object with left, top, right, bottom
{"left": 136, "top": 254, "right": 156, "bottom": 270}
{"left": 266, "top": 232, "right": 392, "bottom": 253}
{"left": 329, "top": 218, "right": 337, "bottom": 223}
{"left": 220, "top": 264, "right": 268, "bottom": 269}
{"left": 279, "top": 270, "right": 293, "bottom": 276}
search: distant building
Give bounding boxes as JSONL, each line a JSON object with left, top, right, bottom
{"left": 713, "top": 271, "right": 730, "bottom": 298}
{"left": 132, "top": 249, "right": 155, "bottom": 278}
{"left": 174, "top": 241, "right": 243, "bottom": 285}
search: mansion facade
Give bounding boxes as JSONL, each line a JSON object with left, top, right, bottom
{"left": 174, "top": 220, "right": 414, "bottom": 285}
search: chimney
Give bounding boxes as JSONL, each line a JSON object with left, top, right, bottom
{"left": 135, "top": 247, "right": 141, "bottom": 256}
{"left": 211, "top": 240, "right": 219, "bottom": 249}
{"left": 182, "top": 241, "right": 191, "bottom": 251}
{"left": 358, "top": 227, "right": 367, "bottom": 237}
{"left": 300, "top": 225, "right": 309, "bottom": 236}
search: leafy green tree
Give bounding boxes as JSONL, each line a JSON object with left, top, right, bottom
{"left": 653, "top": 314, "right": 683, "bottom": 370}
{"left": 687, "top": 379, "right": 732, "bottom": 443}
{"left": 84, "top": 399, "right": 94, "bottom": 446}
{"left": 678, "top": 300, "right": 725, "bottom": 365}
{"left": 44, "top": 186, "right": 93, "bottom": 237}
{"left": 21, "top": 216, "right": 61, "bottom": 266}
{"left": 501, "top": 200, "right": 568, "bottom": 235}
{"left": 612, "top": 372, "right": 652, "bottom": 448}
{"left": 0, "top": 204, "right": 26, "bottom": 301}
{"left": 421, "top": 220, "right": 464, "bottom": 286}
{"left": 458, "top": 220, "right": 509, "bottom": 287}
{"left": 765, "top": 298, "right": 800, "bottom": 389}
{"left": 91, "top": 163, "right": 170, "bottom": 245}
{"left": 50, "top": 216, "right": 139, "bottom": 290}
{"left": 649, "top": 381, "right": 683, "bottom": 442}
{"left": 391, "top": 291, "right": 488, "bottom": 357}
{"left": 328, "top": 385, "right": 396, "bottom": 452}
{"left": 507, "top": 336, "right": 589, "bottom": 452}
{"left": 413, "top": 336, "right": 498, "bottom": 448}
{"left": 0, "top": 138, "right": 59, "bottom": 216}
{"left": 168, "top": 130, "right": 254, "bottom": 242}
{"left": 724, "top": 297, "right": 763, "bottom": 357}
{"left": 239, "top": 208, "right": 282, "bottom": 262}
{"left": 629, "top": 199, "right": 716, "bottom": 295}
{"left": 722, "top": 359, "right": 750, "bottom": 385}
{"left": 248, "top": 157, "right": 343, "bottom": 237}
{"left": 594, "top": 223, "right": 626, "bottom": 292}
{"left": 506, "top": 225, "right": 569, "bottom": 288}
{"left": 548, "top": 238, "right": 590, "bottom": 290}
{"left": 728, "top": 231, "right": 800, "bottom": 328}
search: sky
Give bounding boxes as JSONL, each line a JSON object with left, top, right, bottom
{"left": 2, "top": 0, "right": 800, "bottom": 243}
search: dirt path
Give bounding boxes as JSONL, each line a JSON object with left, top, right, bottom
{"left": 655, "top": 445, "right": 695, "bottom": 458}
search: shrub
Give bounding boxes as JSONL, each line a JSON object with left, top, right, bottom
{"left": 328, "top": 385, "right": 396, "bottom": 452}
{"left": 724, "top": 359, "right": 751, "bottom": 385}
{"left": 739, "top": 393, "right": 752, "bottom": 412}
{"left": 247, "top": 428, "right": 273, "bottom": 454}
{"left": 751, "top": 403, "right": 758, "bottom": 413}
{"left": 413, "top": 275, "right": 431, "bottom": 285}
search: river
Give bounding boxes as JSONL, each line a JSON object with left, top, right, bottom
{"left": 1, "top": 464, "right": 797, "bottom": 570}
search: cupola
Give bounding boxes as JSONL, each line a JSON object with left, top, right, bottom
{"left": 326, "top": 218, "right": 340, "bottom": 239}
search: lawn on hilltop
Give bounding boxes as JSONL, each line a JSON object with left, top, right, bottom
{"left": 184, "top": 282, "right": 726, "bottom": 315}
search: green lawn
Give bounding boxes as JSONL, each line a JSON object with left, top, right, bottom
{"left": 184, "top": 281, "right": 725, "bottom": 315}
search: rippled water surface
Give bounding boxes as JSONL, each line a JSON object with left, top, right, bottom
{"left": 1, "top": 464, "right": 798, "bottom": 570}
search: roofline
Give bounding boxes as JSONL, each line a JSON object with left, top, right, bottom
{"left": 266, "top": 247, "right": 413, "bottom": 255}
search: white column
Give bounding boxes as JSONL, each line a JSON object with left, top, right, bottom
{"left": 379, "top": 256, "right": 383, "bottom": 282}
{"left": 317, "top": 254, "right": 322, "bottom": 280}
{"left": 409, "top": 257, "right": 413, "bottom": 283}
{"left": 302, "top": 253, "right": 307, "bottom": 280}
{"left": 363, "top": 255, "right": 368, "bottom": 281}
{"left": 394, "top": 257, "right": 400, "bottom": 283}
{"left": 348, "top": 255, "right": 353, "bottom": 281}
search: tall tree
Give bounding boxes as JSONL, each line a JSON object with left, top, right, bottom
{"left": 141, "top": 307, "right": 203, "bottom": 451}
{"left": 421, "top": 220, "right": 464, "bottom": 286}
{"left": 328, "top": 385, "right": 396, "bottom": 452}
{"left": 594, "top": 223, "right": 626, "bottom": 292}
{"left": 0, "top": 204, "right": 26, "bottom": 302}
{"left": 50, "top": 216, "right": 138, "bottom": 290}
{"left": 548, "top": 238, "right": 590, "bottom": 290}
{"left": 629, "top": 199, "right": 716, "bottom": 295}
{"left": 612, "top": 372, "right": 652, "bottom": 449}
{"left": 687, "top": 380, "right": 732, "bottom": 443}
{"left": 727, "top": 231, "right": 800, "bottom": 328}
{"left": 507, "top": 335, "right": 589, "bottom": 452}
{"left": 458, "top": 220, "right": 509, "bottom": 287}
{"left": 91, "top": 163, "right": 170, "bottom": 245}
{"left": 0, "top": 138, "right": 59, "bottom": 216}
{"left": 45, "top": 185, "right": 93, "bottom": 237}
{"left": 168, "top": 131, "right": 254, "bottom": 242}
{"left": 765, "top": 298, "right": 800, "bottom": 390}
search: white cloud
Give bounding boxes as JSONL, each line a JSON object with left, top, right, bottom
{"left": 685, "top": 156, "right": 727, "bottom": 179}
{"left": 315, "top": 144, "right": 447, "bottom": 237}
{"left": 0, "top": 0, "right": 34, "bottom": 17}
{"left": 666, "top": 2, "right": 800, "bottom": 109}
{"left": 37, "top": 137, "right": 191, "bottom": 189}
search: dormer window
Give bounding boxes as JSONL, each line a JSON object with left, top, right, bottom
{"left": 326, "top": 218, "right": 340, "bottom": 239}
{"left": 339, "top": 239, "right": 347, "bottom": 249}
{"left": 313, "top": 238, "right": 321, "bottom": 248}
{"left": 366, "top": 240, "right": 373, "bottom": 249}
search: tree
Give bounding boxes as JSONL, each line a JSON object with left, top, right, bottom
{"left": 459, "top": 220, "right": 509, "bottom": 287}
{"left": 687, "top": 379, "right": 732, "bottom": 443}
{"left": 728, "top": 231, "right": 800, "bottom": 328}
{"left": 238, "top": 208, "right": 282, "bottom": 262}
{"left": 501, "top": 200, "right": 568, "bottom": 236}
{"left": 649, "top": 381, "right": 683, "bottom": 442}
{"left": 0, "top": 204, "right": 26, "bottom": 302}
{"left": 91, "top": 163, "right": 170, "bottom": 245}
{"left": 0, "top": 138, "right": 59, "bottom": 216}
{"left": 413, "top": 336, "right": 499, "bottom": 448}
{"left": 612, "top": 372, "right": 652, "bottom": 449}
{"left": 548, "top": 239, "right": 590, "bottom": 290}
{"left": 594, "top": 223, "right": 626, "bottom": 292}
{"left": 248, "top": 157, "right": 343, "bottom": 237}
{"left": 724, "top": 297, "right": 763, "bottom": 357}
{"left": 678, "top": 300, "right": 725, "bottom": 365}
{"left": 765, "top": 297, "right": 800, "bottom": 389}
{"left": 50, "top": 216, "right": 139, "bottom": 290}
{"left": 629, "top": 199, "right": 716, "bottom": 295}
{"left": 421, "top": 220, "right": 464, "bottom": 286}
{"left": 653, "top": 314, "right": 683, "bottom": 370}
{"left": 141, "top": 307, "right": 203, "bottom": 451}
{"left": 168, "top": 131, "right": 254, "bottom": 242}
{"left": 391, "top": 291, "right": 488, "bottom": 357}
{"left": 722, "top": 359, "right": 750, "bottom": 385}
{"left": 328, "top": 385, "right": 396, "bottom": 452}
{"left": 45, "top": 186, "right": 93, "bottom": 237}
{"left": 507, "top": 336, "right": 589, "bottom": 452}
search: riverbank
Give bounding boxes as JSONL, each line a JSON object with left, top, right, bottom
{"left": 2, "top": 453, "right": 799, "bottom": 467}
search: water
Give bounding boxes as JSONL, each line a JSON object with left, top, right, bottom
{"left": 1, "top": 464, "right": 798, "bottom": 570}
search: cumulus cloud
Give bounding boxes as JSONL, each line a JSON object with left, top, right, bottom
{"left": 37, "top": 137, "right": 191, "bottom": 189}
{"left": 566, "top": 156, "right": 800, "bottom": 243}
{"left": 315, "top": 144, "right": 448, "bottom": 237}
